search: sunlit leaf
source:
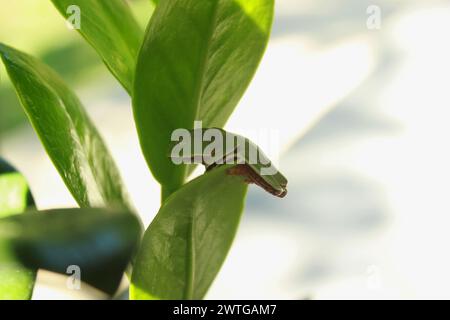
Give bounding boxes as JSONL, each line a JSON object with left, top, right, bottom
{"left": 0, "top": 158, "right": 36, "bottom": 300}
{"left": 50, "top": 0, "right": 143, "bottom": 94}
{"left": 0, "top": 43, "right": 129, "bottom": 208}
{"left": 131, "top": 165, "right": 248, "bottom": 299}
{"left": 0, "top": 207, "right": 141, "bottom": 296}
{"left": 133, "top": 0, "right": 274, "bottom": 197}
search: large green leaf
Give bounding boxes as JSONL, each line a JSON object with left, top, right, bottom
{"left": 0, "top": 158, "right": 36, "bottom": 300}
{"left": 50, "top": 0, "right": 143, "bottom": 94}
{"left": 0, "top": 43, "right": 129, "bottom": 208}
{"left": 133, "top": 0, "right": 274, "bottom": 196}
{"left": 0, "top": 207, "right": 141, "bottom": 296}
{"left": 130, "top": 165, "right": 248, "bottom": 299}
{"left": 169, "top": 127, "right": 288, "bottom": 197}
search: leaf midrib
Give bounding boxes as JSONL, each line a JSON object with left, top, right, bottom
{"left": 184, "top": 1, "right": 221, "bottom": 298}
{"left": 192, "top": 0, "right": 221, "bottom": 122}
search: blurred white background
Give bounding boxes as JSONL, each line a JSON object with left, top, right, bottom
{"left": 2, "top": 0, "right": 450, "bottom": 299}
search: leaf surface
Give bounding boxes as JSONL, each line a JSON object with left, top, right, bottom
{"left": 131, "top": 165, "right": 248, "bottom": 299}
{"left": 133, "top": 0, "right": 274, "bottom": 195}
{"left": 0, "top": 44, "right": 129, "bottom": 208}
{"left": 50, "top": 0, "right": 143, "bottom": 94}
{"left": 0, "top": 158, "right": 36, "bottom": 300}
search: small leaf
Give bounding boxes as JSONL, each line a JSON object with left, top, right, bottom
{"left": 50, "top": 0, "right": 143, "bottom": 94}
{"left": 0, "top": 43, "right": 129, "bottom": 208}
{"left": 0, "top": 158, "right": 36, "bottom": 300}
{"left": 133, "top": 0, "right": 274, "bottom": 195}
{"left": 0, "top": 207, "right": 141, "bottom": 296}
{"left": 130, "top": 165, "right": 248, "bottom": 299}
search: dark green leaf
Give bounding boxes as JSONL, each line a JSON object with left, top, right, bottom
{"left": 50, "top": 0, "right": 143, "bottom": 94}
{"left": 0, "top": 43, "right": 129, "bottom": 208}
{"left": 133, "top": 0, "right": 274, "bottom": 196}
{"left": 0, "top": 158, "right": 36, "bottom": 300}
{"left": 0, "top": 207, "right": 141, "bottom": 296}
{"left": 131, "top": 165, "right": 248, "bottom": 299}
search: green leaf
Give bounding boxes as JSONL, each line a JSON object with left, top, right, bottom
{"left": 0, "top": 159, "right": 35, "bottom": 218}
{"left": 50, "top": 0, "right": 143, "bottom": 94}
{"left": 0, "top": 43, "right": 129, "bottom": 208}
{"left": 0, "top": 158, "right": 36, "bottom": 300}
{"left": 0, "top": 207, "right": 142, "bottom": 296}
{"left": 130, "top": 165, "right": 248, "bottom": 299}
{"left": 133, "top": 0, "right": 274, "bottom": 195}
